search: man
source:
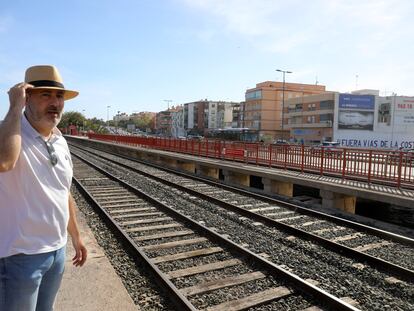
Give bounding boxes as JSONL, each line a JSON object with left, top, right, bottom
{"left": 0, "top": 65, "right": 87, "bottom": 311}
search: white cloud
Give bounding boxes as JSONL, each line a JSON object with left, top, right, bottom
{"left": 180, "top": 0, "right": 301, "bottom": 51}
{"left": 177, "top": 0, "right": 414, "bottom": 96}
{"left": 179, "top": 0, "right": 413, "bottom": 54}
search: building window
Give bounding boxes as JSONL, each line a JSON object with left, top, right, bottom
{"left": 290, "top": 117, "right": 301, "bottom": 124}
{"left": 320, "top": 114, "right": 333, "bottom": 122}
{"left": 320, "top": 100, "right": 334, "bottom": 110}
{"left": 378, "top": 102, "right": 391, "bottom": 124}
{"left": 245, "top": 90, "right": 262, "bottom": 100}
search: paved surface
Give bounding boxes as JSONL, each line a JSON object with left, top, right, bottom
{"left": 55, "top": 206, "right": 138, "bottom": 311}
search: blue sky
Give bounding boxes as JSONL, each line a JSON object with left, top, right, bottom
{"left": 1, "top": 0, "right": 413, "bottom": 120}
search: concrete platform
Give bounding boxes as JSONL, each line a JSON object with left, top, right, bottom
{"left": 69, "top": 136, "right": 414, "bottom": 209}
{"left": 55, "top": 206, "right": 138, "bottom": 311}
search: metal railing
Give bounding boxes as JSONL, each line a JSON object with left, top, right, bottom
{"left": 87, "top": 134, "right": 414, "bottom": 189}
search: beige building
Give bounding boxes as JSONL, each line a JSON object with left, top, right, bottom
{"left": 285, "top": 93, "right": 336, "bottom": 144}
{"left": 244, "top": 81, "right": 326, "bottom": 140}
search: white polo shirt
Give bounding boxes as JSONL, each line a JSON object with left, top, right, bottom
{"left": 0, "top": 114, "right": 73, "bottom": 258}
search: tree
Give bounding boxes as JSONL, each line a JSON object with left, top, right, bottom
{"left": 59, "top": 112, "right": 109, "bottom": 134}
{"left": 59, "top": 111, "right": 85, "bottom": 129}
{"left": 84, "top": 117, "right": 108, "bottom": 133}
{"left": 133, "top": 114, "right": 153, "bottom": 131}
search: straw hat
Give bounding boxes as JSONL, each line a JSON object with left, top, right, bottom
{"left": 25, "top": 65, "right": 79, "bottom": 100}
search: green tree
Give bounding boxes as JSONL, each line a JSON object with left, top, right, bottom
{"left": 60, "top": 112, "right": 110, "bottom": 134}
{"left": 133, "top": 114, "right": 153, "bottom": 131}
{"left": 85, "top": 117, "right": 108, "bottom": 134}
{"left": 59, "top": 111, "right": 85, "bottom": 129}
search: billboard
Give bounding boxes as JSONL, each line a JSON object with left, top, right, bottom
{"left": 339, "top": 94, "right": 375, "bottom": 109}
{"left": 338, "top": 94, "right": 375, "bottom": 130}
{"left": 335, "top": 95, "right": 414, "bottom": 149}
{"left": 338, "top": 110, "right": 374, "bottom": 130}
{"left": 394, "top": 97, "right": 414, "bottom": 125}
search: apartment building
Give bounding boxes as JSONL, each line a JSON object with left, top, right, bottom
{"left": 184, "top": 100, "right": 240, "bottom": 136}
{"left": 155, "top": 106, "right": 181, "bottom": 136}
{"left": 171, "top": 106, "right": 185, "bottom": 137}
{"left": 113, "top": 112, "right": 129, "bottom": 122}
{"left": 232, "top": 102, "right": 243, "bottom": 128}
{"left": 184, "top": 100, "right": 206, "bottom": 136}
{"left": 285, "top": 90, "right": 414, "bottom": 148}
{"left": 244, "top": 81, "right": 326, "bottom": 140}
{"left": 285, "top": 92, "right": 335, "bottom": 144}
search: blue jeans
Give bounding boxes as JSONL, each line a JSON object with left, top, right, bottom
{"left": 0, "top": 246, "right": 66, "bottom": 311}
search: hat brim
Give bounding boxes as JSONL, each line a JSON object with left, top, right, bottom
{"left": 30, "top": 86, "right": 79, "bottom": 100}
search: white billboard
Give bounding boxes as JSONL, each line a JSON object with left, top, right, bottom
{"left": 394, "top": 97, "right": 414, "bottom": 125}
{"left": 334, "top": 95, "right": 414, "bottom": 149}
{"left": 338, "top": 111, "right": 374, "bottom": 129}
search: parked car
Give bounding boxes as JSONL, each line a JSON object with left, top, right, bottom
{"left": 273, "top": 139, "right": 290, "bottom": 145}
{"left": 187, "top": 135, "right": 203, "bottom": 140}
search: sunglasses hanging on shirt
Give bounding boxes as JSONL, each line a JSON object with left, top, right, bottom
{"left": 44, "top": 140, "right": 58, "bottom": 166}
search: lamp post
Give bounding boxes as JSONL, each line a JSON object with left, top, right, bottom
{"left": 276, "top": 69, "right": 292, "bottom": 140}
{"left": 106, "top": 105, "right": 111, "bottom": 130}
{"left": 116, "top": 110, "right": 120, "bottom": 134}
{"left": 82, "top": 109, "right": 86, "bottom": 133}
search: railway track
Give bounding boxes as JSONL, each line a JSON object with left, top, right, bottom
{"left": 69, "top": 143, "right": 414, "bottom": 310}
{"left": 69, "top": 143, "right": 414, "bottom": 275}
{"left": 72, "top": 154, "right": 356, "bottom": 310}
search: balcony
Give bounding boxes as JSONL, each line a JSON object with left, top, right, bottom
{"left": 286, "top": 121, "right": 332, "bottom": 129}
{"left": 286, "top": 109, "right": 333, "bottom": 117}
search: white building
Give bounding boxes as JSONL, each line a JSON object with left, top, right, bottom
{"left": 183, "top": 100, "right": 240, "bottom": 136}
{"left": 206, "top": 101, "right": 235, "bottom": 129}
{"left": 113, "top": 112, "right": 129, "bottom": 122}
{"left": 171, "top": 108, "right": 185, "bottom": 138}
{"left": 333, "top": 92, "right": 414, "bottom": 149}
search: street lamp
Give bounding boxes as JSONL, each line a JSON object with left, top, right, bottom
{"left": 276, "top": 69, "right": 292, "bottom": 140}
{"left": 116, "top": 110, "right": 120, "bottom": 134}
{"left": 106, "top": 105, "right": 111, "bottom": 129}
{"left": 82, "top": 109, "right": 86, "bottom": 133}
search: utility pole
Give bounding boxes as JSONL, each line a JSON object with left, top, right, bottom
{"left": 276, "top": 69, "right": 292, "bottom": 140}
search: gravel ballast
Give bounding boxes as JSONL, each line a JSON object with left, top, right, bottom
{"left": 70, "top": 145, "right": 414, "bottom": 311}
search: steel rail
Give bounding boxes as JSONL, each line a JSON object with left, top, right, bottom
{"left": 72, "top": 151, "right": 360, "bottom": 311}
{"left": 72, "top": 180, "right": 196, "bottom": 311}
{"left": 69, "top": 144, "right": 414, "bottom": 282}
{"left": 69, "top": 142, "right": 414, "bottom": 247}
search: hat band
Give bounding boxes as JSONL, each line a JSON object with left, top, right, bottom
{"left": 29, "top": 80, "right": 65, "bottom": 89}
